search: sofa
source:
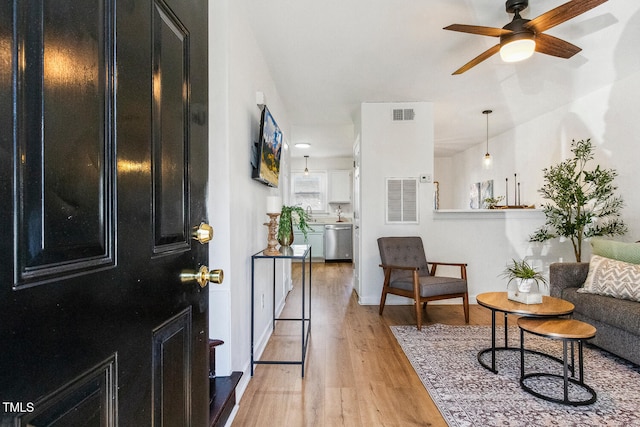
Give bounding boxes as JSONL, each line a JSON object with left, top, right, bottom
{"left": 550, "top": 245, "right": 640, "bottom": 366}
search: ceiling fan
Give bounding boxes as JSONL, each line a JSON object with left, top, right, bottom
{"left": 444, "top": 0, "right": 608, "bottom": 75}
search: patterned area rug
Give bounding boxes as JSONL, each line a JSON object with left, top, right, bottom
{"left": 391, "top": 324, "right": 640, "bottom": 426}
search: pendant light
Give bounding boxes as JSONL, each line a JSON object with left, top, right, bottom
{"left": 304, "top": 155, "right": 309, "bottom": 175}
{"left": 482, "top": 110, "right": 493, "bottom": 170}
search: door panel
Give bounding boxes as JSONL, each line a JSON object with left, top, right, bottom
{"left": 19, "top": 356, "right": 117, "bottom": 426}
{"left": 152, "top": 308, "right": 192, "bottom": 426}
{"left": 152, "top": 0, "right": 190, "bottom": 254}
{"left": 15, "top": 0, "right": 115, "bottom": 288}
{"left": 0, "top": 0, "right": 209, "bottom": 425}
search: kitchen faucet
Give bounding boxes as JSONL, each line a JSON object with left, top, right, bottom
{"left": 306, "top": 205, "right": 312, "bottom": 219}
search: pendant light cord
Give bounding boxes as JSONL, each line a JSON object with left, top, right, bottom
{"left": 483, "top": 109, "right": 492, "bottom": 155}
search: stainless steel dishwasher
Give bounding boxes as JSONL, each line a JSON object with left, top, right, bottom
{"left": 324, "top": 224, "right": 352, "bottom": 261}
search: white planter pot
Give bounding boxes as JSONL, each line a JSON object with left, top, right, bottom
{"left": 517, "top": 278, "right": 535, "bottom": 293}
{"left": 508, "top": 279, "right": 542, "bottom": 304}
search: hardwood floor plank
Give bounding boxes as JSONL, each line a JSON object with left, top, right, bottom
{"left": 232, "top": 262, "right": 492, "bottom": 426}
{"left": 325, "top": 387, "right": 360, "bottom": 426}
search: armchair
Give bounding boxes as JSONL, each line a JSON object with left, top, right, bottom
{"left": 377, "top": 236, "right": 469, "bottom": 330}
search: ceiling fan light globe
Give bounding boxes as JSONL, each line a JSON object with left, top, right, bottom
{"left": 500, "top": 38, "right": 536, "bottom": 62}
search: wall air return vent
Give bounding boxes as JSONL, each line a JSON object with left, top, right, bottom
{"left": 386, "top": 178, "right": 418, "bottom": 224}
{"left": 392, "top": 108, "right": 415, "bottom": 121}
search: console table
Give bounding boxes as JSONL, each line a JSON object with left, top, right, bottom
{"left": 251, "top": 245, "right": 312, "bottom": 377}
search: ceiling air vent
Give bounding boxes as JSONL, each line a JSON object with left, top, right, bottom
{"left": 392, "top": 108, "right": 415, "bottom": 121}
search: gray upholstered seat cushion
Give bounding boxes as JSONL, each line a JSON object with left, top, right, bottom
{"left": 390, "top": 275, "right": 467, "bottom": 297}
{"left": 560, "top": 287, "right": 640, "bottom": 335}
{"left": 550, "top": 261, "right": 640, "bottom": 365}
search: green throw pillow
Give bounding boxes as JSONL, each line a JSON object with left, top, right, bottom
{"left": 591, "top": 238, "right": 640, "bottom": 265}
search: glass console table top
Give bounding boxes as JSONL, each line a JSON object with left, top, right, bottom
{"left": 252, "top": 244, "right": 311, "bottom": 259}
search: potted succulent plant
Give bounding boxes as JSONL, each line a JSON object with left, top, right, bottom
{"left": 501, "top": 259, "right": 547, "bottom": 294}
{"left": 278, "top": 205, "right": 312, "bottom": 246}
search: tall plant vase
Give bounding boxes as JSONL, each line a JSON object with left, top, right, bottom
{"left": 278, "top": 218, "right": 294, "bottom": 247}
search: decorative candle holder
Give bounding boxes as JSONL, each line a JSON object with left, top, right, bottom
{"left": 263, "top": 213, "right": 280, "bottom": 256}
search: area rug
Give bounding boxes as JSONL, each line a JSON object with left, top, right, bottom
{"left": 391, "top": 324, "right": 640, "bottom": 426}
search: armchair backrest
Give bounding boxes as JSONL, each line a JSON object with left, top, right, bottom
{"left": 377, "top": 237, "right": 430, "bottom": 279}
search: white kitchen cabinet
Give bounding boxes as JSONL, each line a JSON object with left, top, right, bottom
{"left": 294, "top": 225, "right": 324, "bottom": 259}
{"left": 329, "top": 170, "right": 352, "bottom": 203}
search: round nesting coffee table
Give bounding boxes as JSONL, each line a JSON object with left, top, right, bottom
{"left": 518, "top": 317, "right": 597, "bottom": 406}
{"left": 476, "top": 292, "right": 575, "bottom": 373}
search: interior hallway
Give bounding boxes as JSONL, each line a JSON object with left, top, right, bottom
{"left": 232, "top": 262, "right": 494, "bottom": 426}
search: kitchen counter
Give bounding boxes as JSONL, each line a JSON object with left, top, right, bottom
{"left": 307, "top": 217, "right": 351, "bottom": 224}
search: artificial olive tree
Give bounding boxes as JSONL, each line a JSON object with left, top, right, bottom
{"left": 529, "top": 139, "right": 627, "bottom": 262}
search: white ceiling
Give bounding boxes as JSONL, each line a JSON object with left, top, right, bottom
{"left": 245, "top": 0, "right": 640, "bottom": 158}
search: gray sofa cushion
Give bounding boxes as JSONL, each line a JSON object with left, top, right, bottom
{"left": 560, "top": 287, "right": 640, "bottom": 335}
{"left": 551, "top": 262, "right": 640, "bottom": 365}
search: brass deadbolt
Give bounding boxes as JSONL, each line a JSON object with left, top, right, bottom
{"left": 192, "top": 223, "right": 214, "bottom": 244}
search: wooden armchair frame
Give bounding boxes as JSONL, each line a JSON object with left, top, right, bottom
{"left": 379, "top": 261, "right": 469, "bottom": 330}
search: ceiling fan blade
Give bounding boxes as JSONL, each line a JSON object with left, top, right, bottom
{"left": 535, "top": 33, "right": 581, "bottom": 58}
{"left": 443, "top": 24, "right": 507, "bottom": 37}
{"left": 452, "top": 44, "right": 501, "bottom": 75}
{"left": 526, "top": 0, "right": 608, "bottom": 33}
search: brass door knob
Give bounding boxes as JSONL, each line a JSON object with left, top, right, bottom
{"left": 192, "top": 222, "right": 214, "bottom": 244}
{"left": 180, "top": 265, "right": 224, "bottom": 288}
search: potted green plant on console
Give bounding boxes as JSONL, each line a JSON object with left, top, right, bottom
{"left": 529, "top": 138, "right": 627, "bottom": 262}
{"left": 278, "top": 205, "right": 312, "bottom": 246}
{"left": 501, "top": 259, "right": 547, "bottom": 304}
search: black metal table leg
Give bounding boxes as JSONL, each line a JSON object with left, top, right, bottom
{"left": 520, "top": 332, "right": 596, "bottom": 406}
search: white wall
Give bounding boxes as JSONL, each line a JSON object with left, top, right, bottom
{"left": 437, "top": 69, "right": 640, "bottom": 241}
{"left": 428, "top": 71, "right": 640, "bottom": 303}
{"left": 433, "top": 156, "right": 454, "bottom": 210}
{"left": 289, "top": 156, "right": 352, "bottom": 174}
{"left": 358, "top": 102, "right": 435, "bottom": 304}
{"left": 208, "top": 0, "right": 292, "bottom": 386}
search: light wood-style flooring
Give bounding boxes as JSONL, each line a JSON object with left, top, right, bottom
{"left": 232, "top": 262, "right": 495, "bottom": 426}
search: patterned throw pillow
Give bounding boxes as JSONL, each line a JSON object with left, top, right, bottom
{"left": 578, "top": 254, "right": 640, "bottom": 302}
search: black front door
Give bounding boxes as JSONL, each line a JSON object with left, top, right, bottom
{"left": 0, "top": 0, "right": 211, "bottom": 425}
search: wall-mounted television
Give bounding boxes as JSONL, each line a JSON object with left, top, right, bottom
{"left": 252, "top": 105, "right": 283, "bottom": 187}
